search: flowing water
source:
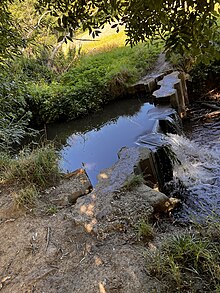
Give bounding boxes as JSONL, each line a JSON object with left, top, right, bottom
{"left": 166, "top": 120, "right": 220, "bottom": 221}
{"left": 48, "top": 97, "right": 220, "bottom": 220}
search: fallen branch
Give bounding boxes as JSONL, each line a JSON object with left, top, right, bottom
{"left": 204, "top": 110, "right": 220, "bottom": 119}
{"left": 46, "top": 227, "right": 51, "bottom": 252}
{"left": 201, "top": 102, "right": 220, "bottom": 110}
{"left": 200, "top": 88, "right": 217, "bottom": 99}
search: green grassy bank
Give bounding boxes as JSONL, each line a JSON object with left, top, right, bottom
{"left": 27, "top": 42, "right": 162, "bottom": 125}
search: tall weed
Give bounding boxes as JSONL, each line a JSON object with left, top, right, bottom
{"left": 1, "top": 144, "right": 60, "bottom": 188}
{"left": 148, "top": 229, "right": 220, "bottom": 292}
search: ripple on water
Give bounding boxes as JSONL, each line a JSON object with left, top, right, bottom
{"left": 166, "top": 121, "right": 220, "bottom": 221}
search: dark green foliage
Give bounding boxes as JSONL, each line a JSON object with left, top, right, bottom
{"left": 27, "top": 43, "right": 161, "bottom": 124}
{"left": 0, "top": 76, "right": 28, "bottom": 118}
{"left": 189, "top": 59, "right": 220, "bottom": 97}
{"left": 0, "top": 0, "right": 22, "bottom": 66}
{"left": 0, "top": 74, "right": 37, "bottom": 150}
{"left": 17, "top": 55, "right": 55, "bottom": 83}
{"left": 35, "top": 0, "right": 220, "bottom": 63}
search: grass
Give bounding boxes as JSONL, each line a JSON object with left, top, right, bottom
{"left": 0, "top": 152, "right": 11, "bottom": 174}
{"left": 123, "top": 174, "right": 144, "bottom": 191}
{"left": 46, "top": 205, "right": 58, "bottom": 215}
{"left": 0, "top": 144, "right": 60, "bottom": 188}
{"left": 64, "top": 24, "right": 126, "bottom": 54}
{"left": 147, "top": 219, "right": 220, "bottom": 292}
{"left": 28, "top": 41, "right": 163, "bottom": 124}
{"left": 0, "top": 144, "right": 61, "bottom": 209}
{"left": 13, "top": 185, "right": 38, "bottom": 208}
{"left": 72, "top": 40, "right": 163, "bottom": 81}
{"left": 136, "top": 219, "right": 155, "bottom": 242}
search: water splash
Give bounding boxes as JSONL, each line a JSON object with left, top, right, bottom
{"left": 165, "top": 133, "right": 220, "bottom": 221}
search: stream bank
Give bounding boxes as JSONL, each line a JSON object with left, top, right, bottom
{"left": 0, "top": 59, "right": 219, "bottom": 292}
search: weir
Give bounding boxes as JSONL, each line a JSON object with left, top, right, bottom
{"left": 127, "top": 70, "right": 188, "bottom": 192}
{"left": 48, "top": 70, "right": 189, "bottom": 204}
{"left": 47, "top": 68, "right": 219, "bottom": 228}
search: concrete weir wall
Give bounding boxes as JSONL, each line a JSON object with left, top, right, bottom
{"left": 70, "top": 70, "right": 188, "bottom": 233}
{"left": 128, "top": 70, "right": 189, "bottom": 118}
{"left": 153, "top": 71, "right": 189, "bottom": 118}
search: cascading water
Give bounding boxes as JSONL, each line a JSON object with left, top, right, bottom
{"left": 165, "top": 131, "right": 220, "bottom": 221}
{"left": 47, "top": 69, "right": 219, "bottom": 222}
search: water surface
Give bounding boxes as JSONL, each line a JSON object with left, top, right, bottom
{"left": 47, "top": 98, "right": 156, "bottom": 185}
{"left": 167, "top": 120, "right": 220, "bottom": 221}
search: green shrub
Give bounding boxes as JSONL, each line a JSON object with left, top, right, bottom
{"left": 0, "top": 77, "right": 27, "bottom": 117}
{"left": 27, "top": 42, "right": 162, "bottom": 124}
{"left": 18, "top": 56, "right": 54, "bottom": 83}
{"left": 0, "top": 74, "right": 37, "bottom": 150}
{"left": 189, "top": 59, "right": 220, "bottom": 98}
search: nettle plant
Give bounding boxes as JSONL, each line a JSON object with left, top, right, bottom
{"left": 0, "top": 76, "right": 37, "bottom": 150}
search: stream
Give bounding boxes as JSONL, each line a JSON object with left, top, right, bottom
{"left": 47, "top": 97, "right": 220, "bottom": 220}
{"left": 47, "top": 97, "right": 156, "bottom": 185}
{"left": 167, "top": 120, "right": 220, "bottom": 221}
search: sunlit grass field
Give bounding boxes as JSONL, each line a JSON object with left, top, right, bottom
{"left": 64, "top": 24, "right": 126, "bottom": 54}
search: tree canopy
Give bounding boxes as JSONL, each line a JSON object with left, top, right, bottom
{"left": 35, "top": 0, "right": 220, "bottom": 62}
{"left": 1, "top": 0, "right": 220, "bottom": 65}
{"left": 0, "top": 0, "right": 22, "bottom": 66}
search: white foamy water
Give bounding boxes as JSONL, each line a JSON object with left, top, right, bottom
{"left": 166, "top": 131, "right": 220, "bottom": 220}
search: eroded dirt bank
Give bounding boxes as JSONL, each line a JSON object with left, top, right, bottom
{"left": 0, "top": 177, "right": 185, "bottom": 293}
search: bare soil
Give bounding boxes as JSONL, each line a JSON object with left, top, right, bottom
{"left": 0, "top": 177, "right": 186, "bottom": 293}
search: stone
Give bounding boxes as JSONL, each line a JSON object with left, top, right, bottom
{"left": 153, "top": 71, "right": 187, "bottom": 117}
{"left": 136, "top": 184, "right": 168, "bottom": 212}
{"left": 71, "top": 147, "right": 176, "bottom": 235}
{"left": 47, "top": 169, "right": 93, "bottom": 206}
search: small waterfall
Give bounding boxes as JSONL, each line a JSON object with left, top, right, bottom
{"left": 165, "top": 133, "right": 220, "bottom": 221}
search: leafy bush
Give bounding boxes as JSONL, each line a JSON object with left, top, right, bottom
{"left": 12, "top": 46, "right": 78, "bottom": 83}
{"left": 0, "top": 76, "right": 28, "bottom": 117}
{"left": 0, "top": 74, "right": 37, "bottom": 150}
{"left": 189, "top": 59, "right": 220, "bottom": 97}
{"left": 15, "top": 55, "right": 55, "bottom": 83}
{"left": 27, "top": 42, "right": 162, "bottom": 124}
{"left": 0, "top": 114, "right": 33, "bottom": 149}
